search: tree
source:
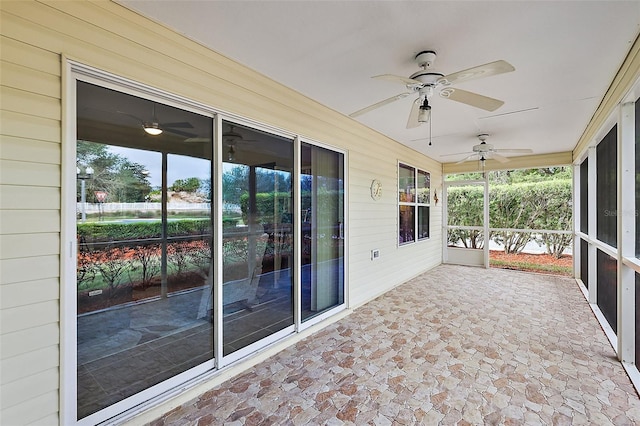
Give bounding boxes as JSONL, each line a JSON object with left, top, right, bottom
{"left": 170, "top": 177, "right": 201, "bottom": 193}
{"left": 76, "top": 140, "right": 152, "bottom": 203}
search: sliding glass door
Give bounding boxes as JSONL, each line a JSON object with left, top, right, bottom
{"left": 76, "top": 81, "right": 214, "bottom": 419}
{"left": 73, "top": 75, "right": 346, "bottom": 423}
{"left": 221, "top": 121, "right": 294, "bottom": 356}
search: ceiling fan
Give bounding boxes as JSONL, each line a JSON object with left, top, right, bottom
{"left": 349, "top": 50, "right": 515, "bottom": 128}
{"left": 441, "top": 134, "right": 533, "bottom": 164}
{"left": 118, "top": 104, "right": 196, "bottom": 137}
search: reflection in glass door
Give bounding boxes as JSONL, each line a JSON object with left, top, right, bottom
{"left": 221, "top": 121, "right": 294, "bottom": 356}
{"left": 301, "top": 143, "right": 345, "bottom": 321}
{"left": 444, "top": 178, "right": 488, "bottom": 267}
{"left": 75, "top": 81, "right": 213, "bottom": 420}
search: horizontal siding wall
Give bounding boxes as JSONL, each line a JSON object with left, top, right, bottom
{"left": 0, "top": 1, "right": 442, "bottom": 424}
{"left": 0, "top": 3, "right": 63, "bottom": 424}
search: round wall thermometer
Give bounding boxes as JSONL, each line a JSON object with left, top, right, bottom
{"left": 370, "top": 179, "right": 382, "bottom": 200}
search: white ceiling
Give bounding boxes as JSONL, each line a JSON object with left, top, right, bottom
{"left": 119, "top": 1, "right": 640, "bottom": 164}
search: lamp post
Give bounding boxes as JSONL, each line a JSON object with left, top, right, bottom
{"left": 77, "top": 166, "right": 94, "bottom": 222}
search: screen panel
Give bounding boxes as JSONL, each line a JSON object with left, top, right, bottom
{"left": 596, "top": 125, "right": 617, "bottom": 248}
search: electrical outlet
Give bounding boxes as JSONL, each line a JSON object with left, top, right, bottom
{"left": 371, "top": 249, "right": 380, "bottom": 260}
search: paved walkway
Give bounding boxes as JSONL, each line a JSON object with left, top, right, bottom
{"left": 148, "top": 264, "right": 640, "bottom": 425}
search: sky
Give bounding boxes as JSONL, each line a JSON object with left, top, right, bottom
{"left": 108, "top": 145, "right": 211, "bottom": 189}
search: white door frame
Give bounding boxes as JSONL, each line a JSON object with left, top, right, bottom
{"left": 442, "top": 175, "right": 489, "bottom": 268}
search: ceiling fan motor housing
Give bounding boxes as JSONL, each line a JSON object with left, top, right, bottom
{"left": 415, "top": 50, "right": 437, "bottom": 68}
{"left": 409, "top": 71, "right": 444, "bottom": 86}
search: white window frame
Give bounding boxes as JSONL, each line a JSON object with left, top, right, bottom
{"left": 398, "top": 162, "right": 431, "bottom": 246}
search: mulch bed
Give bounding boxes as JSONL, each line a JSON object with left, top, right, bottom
{"left": 490, "top": 250, "right": 572, "bottom": 275}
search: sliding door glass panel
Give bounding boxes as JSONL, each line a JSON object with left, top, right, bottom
{"left": 301, "top": 143, "right": 345, "bottom": 321}
{"left": 76, "top": 81, "right": 213, "bottom": 419}
{"left": 636, "top": 272, "right": 640, "bottom": 366}
{"left": 596, "top": 249, "right": 617, "bottom": 334}
{"left": 596, "top": 125, "right": 617, "bottom": 248}
{"left": 580, "top": 158, "right": 589, "bottom": 235}
{"left": 221, "top": 121, "right": 294, "bottom": 355}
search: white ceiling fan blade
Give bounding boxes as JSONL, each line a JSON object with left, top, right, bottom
{"left": 494, "top": 148, "right": 534, "bottom": 154}
{"left": 489, "top": 152, "right": 510, "bottom": 163}
{"left": 440, "top": 151, "right": 473, "bottom": 158}
{"left": 438, "top": 60, "right": 515, "bottom": 86}
{"left": 440, "top": 88, "right": 504, "bottom": 112}
{"left": 373, "top": 74, "right": 423, "bottom": 87}
{"left": 406, "top": 98, "right": 422, "bottom": 128}
{"left": 455, "top": 154, "right": 478, "bottom": 164}
{"left": 349, "top": 92, "right": 411, "bottom": 117}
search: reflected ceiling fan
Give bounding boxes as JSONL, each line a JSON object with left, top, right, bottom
{"left": 441, "top": 134, "right": 533, "bottom": 164}
{"left": 221, "top": 125, "right": 260, "bottom": 161}
{"left": 118, "top": 104, "right": 196, "bottom": 137}
{"left": 349, "top": 50, "right": 515, "bottom": 128}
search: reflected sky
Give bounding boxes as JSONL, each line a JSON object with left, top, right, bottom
{"left": 109, "top": 145, "right": 210, "bottom": 188}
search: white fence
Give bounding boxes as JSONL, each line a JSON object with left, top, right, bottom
{"left": 78, "top": 202, "right": 211, "bottom": 214}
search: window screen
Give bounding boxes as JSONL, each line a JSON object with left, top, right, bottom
{"left": 580, "top": 238, "right": 589, "bottom": 289}
{"left": 580, "top": 158, "right": 589, "bottom": 235}
{"left": 597, "top": 249, "right": 617, "bottom": 334}
{"left": 596, "top": 125, "right": 617, "bottom": 248}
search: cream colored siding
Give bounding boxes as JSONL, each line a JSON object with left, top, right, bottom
{"left": 1, "top": 278, "right": 60, "bottom": 310}
{"left": 0, "top": 322, "right": 59, "bottom": 360}
{"left": 0, "top": 186, "right": 61, "bottom": 211}
{"left": 0, "top": 1, "right": 443, "bottom": 424}
{"left": 1, "top": 392, "right": 60, "bottom": 426}
{"left": 1, "top": 137, "right": 60, "bottom": 164}
{"left": 1, "top": 5, "right": 62, "bottom": 416}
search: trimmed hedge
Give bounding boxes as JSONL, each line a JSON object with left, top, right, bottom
{"left": 78, "top": 219, "right": 210, "bottom": 242}
{"left": 447, "top": 179, "right": 572, "bottom": 256}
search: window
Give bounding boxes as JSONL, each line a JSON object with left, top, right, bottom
{"left": 596, "top": 125, "right": 617, "bottom": 248}
{"left": 399, "top": 163, "right": 430, "bottom": 244}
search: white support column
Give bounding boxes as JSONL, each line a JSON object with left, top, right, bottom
{"left": 483, "top": 173, "right": 490, "bottom": 269}
{"left": 618, "top": 102, "right": 636, "bottom": 362}
{"left": 442, "top": 179, "right": 449, "bottom": 263}
{"left": 573, "top": 163, "right": 581, "bottom": 282}
{"left": 588, "top": 146, "right": 597, "bottom": 304}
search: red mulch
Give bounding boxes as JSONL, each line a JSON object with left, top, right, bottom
{"left": 489, "top": 250, "right": 572, "bottom": 275}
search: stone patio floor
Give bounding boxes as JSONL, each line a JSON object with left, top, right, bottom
{"left": 147, "top": 264, "right": 640, "bottom": 425}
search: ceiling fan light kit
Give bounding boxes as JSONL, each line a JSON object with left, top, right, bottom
{"left": 119, "top": 103, "right": 196, "bottom": 138}
{"left": 143, "top": 122, "right": 163, "bottom": 135}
